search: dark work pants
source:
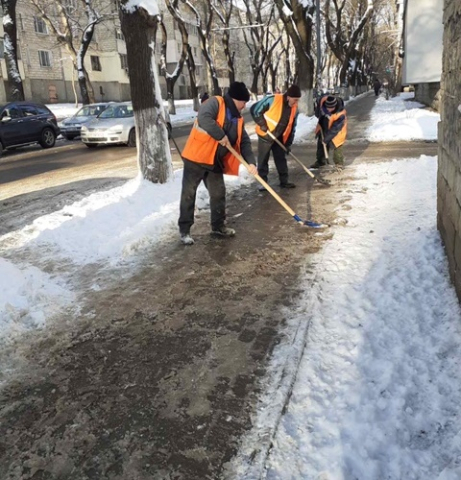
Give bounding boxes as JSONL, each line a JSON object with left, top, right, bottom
{"left": 178, "top": 159, "right": 226, "bottom": 234}
{"left": 257, "top": 138, "right": 289, "bottom": 185}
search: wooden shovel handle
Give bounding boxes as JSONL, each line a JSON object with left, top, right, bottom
{"left": 226, "top": 144, "right": 297, "bottom": 217}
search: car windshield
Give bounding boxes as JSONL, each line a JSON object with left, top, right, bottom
{"left": 99, "top": 104, "right": 133, "bottom": 119}
{"left": 76, "top": 105, "right": 106, "bottom": 116}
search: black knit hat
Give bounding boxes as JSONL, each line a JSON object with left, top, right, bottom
{"left": 228, "top": 82, "right": 250, "bottom": 102}
{"left": 201, "top": 92, "right": 209, "bottom": 104}
{"left": 286, "top": 85, "right": 301, "bottom": 98}
{"left": 325, "top": 96, "right": 338, "bottom": 108}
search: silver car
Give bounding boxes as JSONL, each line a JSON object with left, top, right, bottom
{"left": 59, "top": 103, "right": 111, "bottom": 140}
{"left": 81, "top": 102, "right": 136, "bottom": 148}
{"left": 81, "top": 102, "right": 172, "bottom": 148}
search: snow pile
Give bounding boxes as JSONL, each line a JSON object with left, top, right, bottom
{"left": 2, "top": 169, "right": 253, "bottom": 266}
{"left": 0, "top": 258, "right": 74, "bottom": 336}
{"left": 235, "top": 156, "right": 461, "bottom": 479}
{"left": 366, "top": 93, "right": 440, "bottom": 141}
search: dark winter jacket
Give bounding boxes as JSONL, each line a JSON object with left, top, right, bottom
{"left": 316, "top": 95, "right": 347, "bottom": 146}
{"left": 250, "top": 94, "right": 298, "bottom": 147}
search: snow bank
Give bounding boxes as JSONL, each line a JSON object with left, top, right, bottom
{"left": 366, "top": 93, "right": 440, "bottom": 141}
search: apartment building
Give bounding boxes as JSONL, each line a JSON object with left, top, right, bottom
{"left": 0, "top": 0, "right": 208, "bottom": 104}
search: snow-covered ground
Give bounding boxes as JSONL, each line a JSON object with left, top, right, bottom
{"left": 365, "top": 93, "right": 440, "bottom": 141}
{"left": 231, "top": 155, "right": 461, "bottom": 480}
{"left": 3, "top": 93, "right": 455, "bottom": 479}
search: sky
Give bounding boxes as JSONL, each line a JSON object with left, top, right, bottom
{"left": 1, "top": 92, "right": 454, "bottom": 478}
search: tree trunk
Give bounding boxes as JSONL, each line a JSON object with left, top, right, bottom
{"left": 166, "top": 79, "right": 176, "bottom": 115}
{"left": 120, "top": 6, "right": 172, "bottom": 183}
{"left": 186, "top": 47, "right": 199, "bottom": 111}
{"left": 2, "top": 0, "right": 25, "bottom": 101}
{"left": 77, "top": 25, "right": 97, "bottom": 104}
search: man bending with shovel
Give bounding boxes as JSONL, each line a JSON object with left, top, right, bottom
{"left": 250, "top": 85, "right": 301, "bottom": 190}
{"left": 312, "top": 94, "right": 347, "bottom": 169}
{"left": 178, "top": 82, "right": 258, "bottom": 246}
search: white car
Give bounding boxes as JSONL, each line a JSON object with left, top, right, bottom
{"left": 81, "top": 102, "right": 136, "bottom": 148}
{"left": 80, "top": 102, "right": 172, "bottom": 148}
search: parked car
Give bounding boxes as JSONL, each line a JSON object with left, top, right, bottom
{"left": 0, "top": 101, "right": 60, "bottom": 156}
{"left": 59, "top": 102, "right": 112, "bottom": 140}
{"left": 80, "top": 102, "right": 173, "bottom": 148}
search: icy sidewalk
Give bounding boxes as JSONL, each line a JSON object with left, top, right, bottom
{"left": 229, "top": 156, "right": 461, "bottom": 480}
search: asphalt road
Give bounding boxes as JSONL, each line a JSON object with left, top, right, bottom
{"left": 0, "top": 111, "right": 257, "bottom": 200}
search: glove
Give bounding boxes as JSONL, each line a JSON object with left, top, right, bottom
{"left": 260, "top": 123, "right": 268, "bottom": 132}
{"left": 285, "top": 145, "right": 291, "bottom": 154}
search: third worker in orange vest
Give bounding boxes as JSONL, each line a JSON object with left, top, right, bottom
{"left": 250, "top": 85, "right": 301, "bottom": 190}
{"left": 312, "top": 94, "right": 347, "bottom": 169}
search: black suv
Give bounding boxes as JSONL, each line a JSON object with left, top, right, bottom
{"left": 0, "top": 101, "right": 60, "bottom": 156}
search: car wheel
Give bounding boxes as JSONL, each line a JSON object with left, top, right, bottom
{"left": 65, "top": 135, "right": 76, "bottom": 140}
{"left": 127, "top": 128, "right": 136, "bottom": 147}
{"left": 0, "top": 143, "right": 3, "bottom": 157}
{"left": 39, "top": 128, "right": 56, "bottom": 148}
{"left": 84, "top": 143, "right": 98, "bottom": 148}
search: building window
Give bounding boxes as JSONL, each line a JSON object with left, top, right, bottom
{"left": 34, "top": 17, "right": 48, "bottom": 34}
{"left": 91, "top": 55, "right": 102, "bottom": 71}
{"left": 38, "top": 50, "right": 51, "bottom": 67}
{"left": 115, "top": 29, "right": 124, "bottom": 41}
{"left": 120, "top": 54, "right": 128, "bottom": 70}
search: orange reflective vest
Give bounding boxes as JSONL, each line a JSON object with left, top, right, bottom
{"left": 315, "top": 96, "right": 348, "bottom": 148}
{"left": 255, "top": 94, "right": 297, "bottom": 144}
{"left": 182, "top": 96, "right": 243, "bottom": 176}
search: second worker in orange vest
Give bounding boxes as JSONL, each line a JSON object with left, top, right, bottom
{"left": 250, "top": 85, "right": 301, "bottom": 190}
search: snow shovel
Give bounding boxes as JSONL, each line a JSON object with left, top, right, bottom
{"left": 266, "top": 131, "right": 330, "bottom": 186}
{"left": 226, "top": 144, "right": 328, "bottom": 229}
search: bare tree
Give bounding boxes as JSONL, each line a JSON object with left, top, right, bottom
{"left": 324, "top": 0, "right": 374, "bottom": 97}
{"left": 28, "top": 0, "right": 113, "bottom": 104}
{"left": 158, "top": 15, "right": 187, "bottom": 115}
{"left": 274, "top": 0, "right": 316, "bottom": 114}
{"left": 209, "top": 0, "right": 235, "bottom": 84}
{"left": 164, "top": 0, "right": 200, "bottom": 111}
{"left": 180, "top": 0, "right": 220, "bottom": 95}
{"left": 119, "top": 2, "right": 172, "bottom": 183}
{"left": 239, "top": 0, "right": 280, "bottom": 98}
{"left": 1, "top": 0, "right": 25, "bottom": 100}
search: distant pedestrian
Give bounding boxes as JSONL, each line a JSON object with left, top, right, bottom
{"left": 373, "top": 78, "right": 381, "bottom": 96}
{"left": 201, "top": 92, "right": 209, "bottom": 104}
{"left": 312, "top": 94, "right": 347, "bottom": 169}
{"left": 250, "top": 84, "right": 301, "bottom": 190}
{"left": 178, "top": 82, "right": 257, "bottom": 245}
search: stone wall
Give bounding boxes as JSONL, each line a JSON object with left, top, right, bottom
{"left": 414, "top": 82, "right": 441, "bottom": 111}
{"left": 437, "top": 0, "right": 461, "bottom": 297}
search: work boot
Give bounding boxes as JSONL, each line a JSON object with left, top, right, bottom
{"left": 280, "top": 182, "right": 296, "bottom": 188}
{"left": 180, "top": 233, "right": 195, "bottom": 245}
{"left": 211, "top": 226, "right": 236, "bottom": 237}
{"left": 258, "top": 185, "right": 268, "bottom": 192}
{"left": 311, "top": 161, "right": 326, "bottom": 169}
